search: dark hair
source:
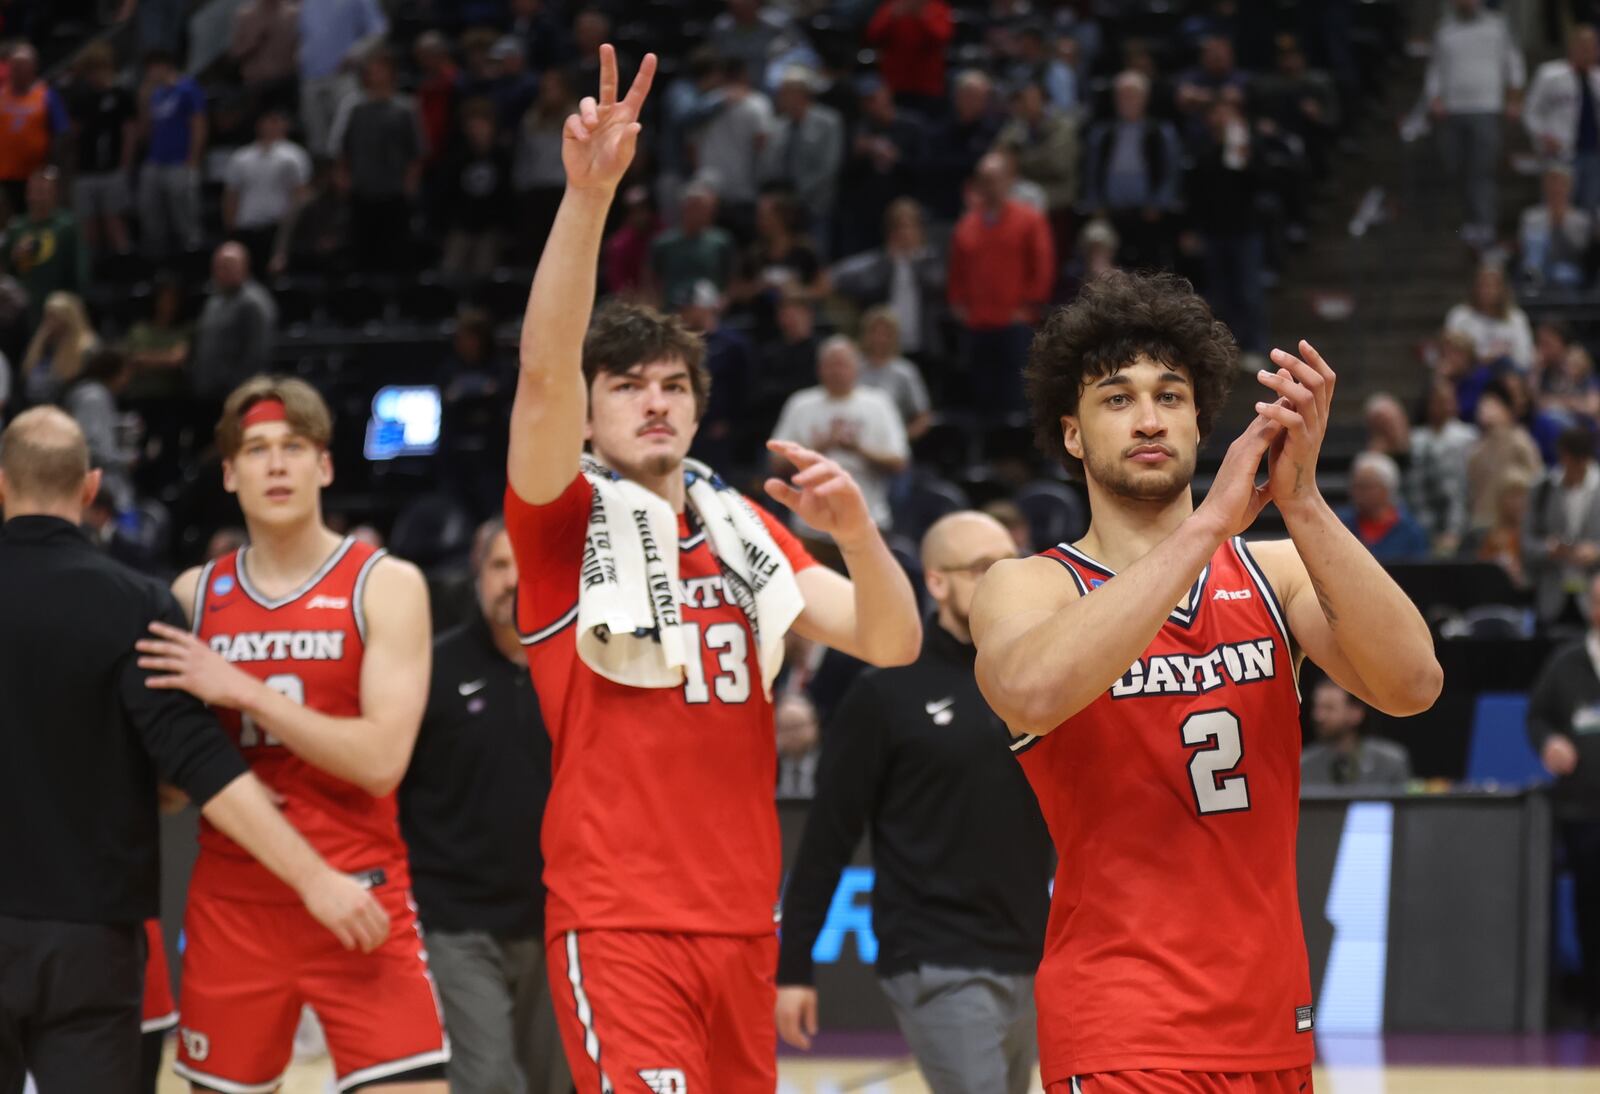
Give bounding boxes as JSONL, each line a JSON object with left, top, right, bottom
{"left": 80, "top": 347, "right": 128, "bottom": 385}
{"left": 142, "top": 48, "right": 177, "bottom": 70}
{"left": 216, "top": 375, "right": 334, "bottom": 458}
{"left": 582, "top": 301, "right": 710, "bottom": 418}
{"left": 1557, "top": 424, "right": 1597, "bottom": 461}
{"left": 1024, "top": 270, "right": 1238, "bottom": 478}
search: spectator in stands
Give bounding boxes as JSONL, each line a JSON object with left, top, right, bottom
{"left": 1007, "top": 22, "right": 1078, "bottom": 114}
{"left": 650, "top": 181, "right": 736, "bottom": 308}
{"left": 19, "top": 290, "right": 97, "bottom": 406}
{"left": 948, "top": 152, "right": 1054, "bottom": 416}
{"left": 121, "top": 0, "right": 187, "bottom": 58}
{"left": 1523, "top": 23, "right": 1600, "bottom": 209}
{"left": 1466, "top": 464, "right": 1533, "bottom": 585}
{"left": 412, "top": 31, "right": 456, "bottom": 173}
{"left": 297, "top": 0, "right": 388, "bottom": 158}
{"left": 693, "top": 58, "right": 772, "bottom": 234}
{"left": 1300, "top": 679, "right": 1412, "bottom": 788}
{"left": 1409, "top": 378, "right": 1478, "bottom": 555}
{"left": 983, "top": 497, "right": 1033, "bottom": 554}
{"left": 564, "top": 8, "right": 617, "bottom": 93}
{"left": 926, "top": 69, "right": 1000, "bottom": 220}
{"left": 65, "top": 43, "right": 137, "bottom": 257}
{"left": 990, "top": 143, "right": 1046, "bottom": 213}
{"left": 332, "top": 48, "right": 423, "bottom": 273}
{"left": 755, "top": 286, "right": 822, "bottom": 433}
{"left": 995, "top": 80, "right": 1079, "bottom": 260}
{"left": 0, "top": 43, "right": 67, "bottom": 219}
{"left": 136, "top": 49, "right": 206, "bottom": 260}
{"left": 1499, "top": 365, "right": 1569, "bottom": 463}
{"left": 1186, "top": 97, "right": 1268, "bottom": 356}
{"left": 223, "top": 106, "right": 312, "bottom": 276}
{"left": 710, "top": 0, "right": 792, "bottom": 85}
{"left": 64, "top": 346, "right": 135, "bottom": 508}
{"left": 1080, "top": 70, "right": 1182, "bottom": 272}
{"left": 439, "top": 99, "right": 512, "bottom": 282}
{"left": 508, "top": 0, "right": 568, "bottom": 74}
{"left": 1524, "top": 425, "right": 1600, "bottom": 626}
{"left": 762, "top": 66, "right": 845, "bottom": 249}
{"left": 1255, "top": 33, "right": 1341, "bottom": 179}
{"left": 1519, "top": 166, "right": 1591, "bottom": 287}
{"left": 681, "top": 280, "right": 753, "bottom": 469}
{"left": 840, "top": 75, "right": 926, "bottom": 259}
{"left": 486, "top": 36, "right": 539, "bottom": 135}
{"left": 865, "top": 0, "right": 953, "bottom": 118}
{"left": 284, "top": 158, "right": 351, "bottom": 274}
{"left": 1364, "top": 392, "right": 1411, "bottom": 458}
{"left": 1468, "top": 386, "right": 1544, "bottom": 530}
{"left": 513, "top": 68, "right": 575, "bottom": 263}
{"left": 1, "top": 168, "right": 86, "bottom": 329}
{"left": 732, "top": 189, "right": 823, "bottom": 333}
{"left": 858, "top": 305, "right": 931, "bottom": 440}
{"left": 771, "top": 333, "right": 909, "bottom": 547}
{"left": 602, "top": 184, "right": 658, "bottom": 299}
{"left": 121, "top": 273, "right": 190, "bottom": 472}
{"left": 1541, "top": 340, "right": 1600, "bottom": 424}
{"left": 1175, "top": 35, "right": 1251, "bottom": 139}
{"left": 1059, "top": 217, "right": 1120, "bottom": 301}
{"left": 1527, "top": 570, "right": 1600, "bottom": 1025}
{"left": 228, "top": 0, "right": 301, "bottom": 113}
{"left": 190, "top": 242, "right": 276, "bottom": 409}
{"left": 1424, "top": 0, "right": 1525, "bottom": 247}
{"left": 829, "top": 197, "right": 946, "bottom": 363}
{"left": 1445, "top": 264, "right": 1534, "bottom": 371}
{"left": 1338, "top": 451, "right": 1431, "bottom": 561}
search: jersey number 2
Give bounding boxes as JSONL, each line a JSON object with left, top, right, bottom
{"left": 1181, "top": 709, "right": 1250, "bottom": 815}
{"left": 238, "top": 673, "right": 304, "bottom": 747}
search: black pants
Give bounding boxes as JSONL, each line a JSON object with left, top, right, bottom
{"left": 350, "top": 193, "right": 413, "bottom": 273}
{"left": 1566, "top": 820, "right": 1600, "bottom": 1019}
{"left": 0, "top": 915, "right": 143, "bottom": 1094}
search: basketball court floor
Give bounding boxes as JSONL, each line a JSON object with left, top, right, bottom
{"left": 154, "top": 1033, "right": 1600, "bottom": 1092}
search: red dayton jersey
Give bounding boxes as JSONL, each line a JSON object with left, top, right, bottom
{"left": 1014, "top": 537, "right": 1313, "bottom": 1083}
{"left": 505, "top": 476, "right": 816, "bottom": 939}
{"left": 190, "top": 538, "right": 405, "bottom": 902}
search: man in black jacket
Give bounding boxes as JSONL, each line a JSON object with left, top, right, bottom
{"left": 775, "top": 511, "right": 1052, "bottom": 1094}
{"left": 400, "top": 518, "right": 570, "bottom": 1094}
{"left": 1529, "top": 570, "right": 1600, "bottom": 1025}
{"left": 0, "top": 408, "right": 387, "bottom": 1093}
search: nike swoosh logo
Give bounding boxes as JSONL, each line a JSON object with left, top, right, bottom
{"left": 458, "top": 679, "right": 487, "bottom": 696}
{"left": 925, "top": 698, "right": 954, "bottom": 715}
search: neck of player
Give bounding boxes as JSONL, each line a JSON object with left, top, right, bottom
{"left": 244, "top": 519, "right": 347, "bottom": 594}
{"left": 1073, "top": 477, "right": 1198, "bottom": 573}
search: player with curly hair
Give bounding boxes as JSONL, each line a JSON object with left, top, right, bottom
{"left": 972, "top": 270, "right": 1443, "bottom": 1094}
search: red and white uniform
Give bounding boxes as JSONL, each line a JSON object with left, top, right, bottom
{"left": 174, "top": 538, "right": 448, "bottom": 1092}
{"left": 506, "top": 475, "right": 816, "bottom": 1094}
{"left": 141, "top": 919, "right": 177, "bottom": 1034}
{"left": 1016, "top": 538, "right": 1314, "bottom": 1093}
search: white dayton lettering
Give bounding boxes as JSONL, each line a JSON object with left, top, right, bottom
{"left": 680, "top": 575, "right": 726, "bottom": 610}
{"left": 1110, "top": 638, "right": 1276, "bottom": 699}
{"left": 209, "top": 630, "right": 346, "bottom": 663}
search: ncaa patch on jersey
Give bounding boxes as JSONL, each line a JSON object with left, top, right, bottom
{"left": 639, "top": 1068, "right": 687, "bottom": 1093}
{"left": 211, "top": 575, "right": 235, "bottom": 596}
{"left": 1296, "top": 1005, "right": 1314, "bottom": 1032}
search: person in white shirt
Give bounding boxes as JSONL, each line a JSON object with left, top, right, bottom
{"left": 1444, "top": 263, "right": 1535, "bottom": 370}
{"left": 857, "top": 305, "right": 931, "bottom": 440}
{"left": 1519, "top": 165, "right": 1593, "bottom": 287}
{"left": 223, "top": 107, "right": 312, "bottom": 275}
{"left": 1424, "top": 0, "right": 1526, "bottom": 246}
{"left": 1523, "top": 24, "right": 1600, "bottom": 208}
{"left": 771, "top": 334, "right": 909, "bottom": 548}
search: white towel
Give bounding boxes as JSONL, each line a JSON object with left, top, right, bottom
{"left": 577, "top": 456, "right": 804, "bottom": 697}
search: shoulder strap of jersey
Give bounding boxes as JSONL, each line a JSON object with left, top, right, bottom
{"left": 1036, "top": 544, "right": 1094, "bottom": 596}
{"left": 351, "top": 547, "right": 387, "bottom": 645}
{"left": 191, "top": 559, "right": 217, "bottom": 635}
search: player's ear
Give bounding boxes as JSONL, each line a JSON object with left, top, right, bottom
{"left": 1061, "top": 414, "right": 1083, "bottom": 461}
{"left": 318, "top": 449, "right": 334, "bottom": 488}
{"left": 220, "top": 458, "right": 238, "bottom": 495}
{"left": 80, "top": 468, "right": 103, "bottom": 511}
{"left": 924, "top": 567, "right": 949, "bottom": 604}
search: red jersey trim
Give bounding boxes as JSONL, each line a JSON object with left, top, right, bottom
{"left": 1049, "top": 541, "right": 1212, "bottom": 629}
{"left": 518, "top": 602, "right": 579, "bottom": 647}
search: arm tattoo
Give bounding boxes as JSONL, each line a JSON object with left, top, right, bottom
{"left": 1309, "top": 571, "right": 1338, "bottom": 627}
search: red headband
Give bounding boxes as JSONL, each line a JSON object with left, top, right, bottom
{"left": 240, "top": 398, "right": 288, "bottom": 429}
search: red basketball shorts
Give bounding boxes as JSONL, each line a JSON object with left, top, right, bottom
{"left": 548, "top": 929, "right": 777, "bottom": 1094}
{"left": 1055, "top": 1068, "right": 1315, "bottom": 1094}
{"left": 141, "top": 918, "right": 177, "bottom": 1033}
{"left": 173, "top": 885, "right": 448, "bottom": 1092}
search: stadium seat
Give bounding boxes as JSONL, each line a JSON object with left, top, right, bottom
{"left": 1463, "top": 693, "right": 1549, "bottom": 788}
{"left": 891, "top": 470, "right": 969, "bottom": 542}
{"left": 1013, "top": 479, "right": 1089, "bottom": 550}
{"left": 388, "top": 492, "right": 475, "bottom": 573}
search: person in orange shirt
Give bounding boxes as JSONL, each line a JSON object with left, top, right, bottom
{"left": 0, "top": 44, "right": 70, "bottom": 217}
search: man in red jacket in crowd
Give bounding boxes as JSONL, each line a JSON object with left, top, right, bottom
{"left": 866, "top": 0, "right": 953, "bottom": 117}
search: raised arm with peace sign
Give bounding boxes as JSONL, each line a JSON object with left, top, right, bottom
{"left": 562, "top": 44, "right": 657, "bottom": 194}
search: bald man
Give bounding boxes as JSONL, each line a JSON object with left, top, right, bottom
{"left": 190, "top": 241, "right": 278, "bottom": 407}
{"left": 0, "top": 408, "right": 385, "bottom": 1094}
{"left": 776, "top": 512, "right": 1053, "bottom": 1094}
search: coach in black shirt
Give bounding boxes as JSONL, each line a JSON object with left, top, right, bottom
{"left": 776, "top": 511, "right": 1053, "bottom": 1094}
{"left": 401, "top": 517, "right": 570, "bottom": 1094}
{"left": 0, "top": 408, "right": 386, "bottom": 1094}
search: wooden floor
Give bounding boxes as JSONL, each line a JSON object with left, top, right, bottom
{"left": 153, "top": 1042, "right": 1600, "bottom": 1093}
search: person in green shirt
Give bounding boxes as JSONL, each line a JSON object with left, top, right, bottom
{"left": 1, "top": 169, "right": 88, "bottom": 330}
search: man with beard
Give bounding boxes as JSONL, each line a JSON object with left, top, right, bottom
{"left": 400, "top": 518, "right": 571, "bottom": 1094}
{"left": 971, "top": 270, "right": 1442, "bottom": 1094}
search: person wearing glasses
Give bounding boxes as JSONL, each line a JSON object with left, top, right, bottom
{"left": 775, "top": 510, "right": 1053, "bottom": 1094}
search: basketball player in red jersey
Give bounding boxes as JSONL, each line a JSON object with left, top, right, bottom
{"left": 505, "top": 46, "right": 921, "bottom": 1093}
{"left": 971, "top": 271, "right": 1443, "bottom": 1094}
{"left": 135, "top": 377, "right": 448, "bottom": 1092}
